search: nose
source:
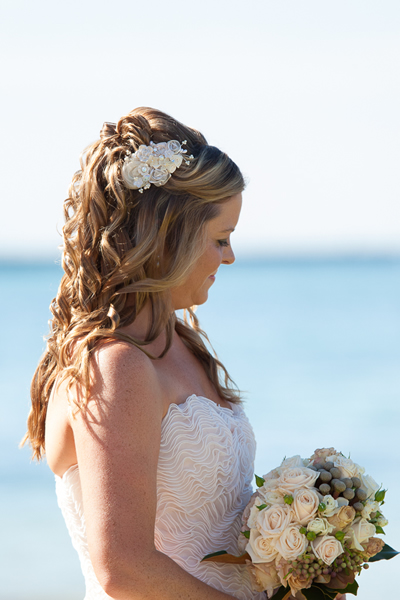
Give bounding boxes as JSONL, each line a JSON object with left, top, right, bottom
{"left": 222, "top": 245, "right": 235, "bottom": 265}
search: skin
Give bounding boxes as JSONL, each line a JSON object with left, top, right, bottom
{"left": 45, "top": 190, "right": 345, "bottom": 600}
{"left": 46, "top": 194, "right": 243, "bottom": 600}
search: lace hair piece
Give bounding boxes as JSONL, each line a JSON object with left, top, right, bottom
{"left": 121, "top": 140, "right": 194, "bottom": 193}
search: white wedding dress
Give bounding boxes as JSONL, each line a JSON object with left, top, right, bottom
{"left": 55, "top": 394, "right": 265, "bottom": 600}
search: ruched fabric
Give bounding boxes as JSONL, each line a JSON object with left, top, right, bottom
{"left": 55, "top": 394, "right": 265, "bottom": 600}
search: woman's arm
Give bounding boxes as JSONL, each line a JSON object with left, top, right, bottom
{"left": 70, "top": 341, "right": 237, "bottom": 600}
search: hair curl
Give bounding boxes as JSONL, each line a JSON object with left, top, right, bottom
{"left": 23, "top": 107, "right": 245, "bottom": 460}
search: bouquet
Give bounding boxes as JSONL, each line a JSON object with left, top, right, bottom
{"left": 203, "top": 448, "right": 398, "bottom": 599}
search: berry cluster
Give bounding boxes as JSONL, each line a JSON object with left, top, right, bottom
{"left": 310, "top": 461, "right": 367, "bottom": 512}
{"left": 287, "top": 545, "right": 368, "bottom": 583}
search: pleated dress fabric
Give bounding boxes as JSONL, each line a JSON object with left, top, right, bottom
{"left": 55, "top": 394, "right": 265, "bottom": 599}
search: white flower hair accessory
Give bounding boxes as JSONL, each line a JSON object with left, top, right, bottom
{"left": 121, "top": 140, "right": 194, "bottom": 193}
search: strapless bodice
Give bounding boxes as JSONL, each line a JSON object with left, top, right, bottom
{"left": 55, "top": 394, "right": 264, "bottom": 599}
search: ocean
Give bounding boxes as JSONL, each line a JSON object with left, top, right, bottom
{"left": 1, "top": 258, "right": 399, "bottom": 599}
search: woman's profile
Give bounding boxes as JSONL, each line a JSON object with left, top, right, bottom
{"left": 23, "top": 107, "right": 266, "bottom": 599}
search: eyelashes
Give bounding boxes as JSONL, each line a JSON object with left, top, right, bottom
{"left": 217, "top": 239, "right": 230, "bottom": 247}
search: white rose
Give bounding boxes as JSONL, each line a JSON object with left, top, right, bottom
{"left": 135, "top": 145, "right": 154, "bottom": 162}
{"left": 292, "top": 488, "right": 320, "bottom": 525}
{"left": 167, "top": 140, "right": 182, "bottom": 154}
{"left": 277, "top": 467, "right": 319, "bottom": 493}
{"left": 246, "top": 529, "right": 279, "bottom": 563}
{"left": 263, "top": 468, "right": 281, "bottom": 480}
{"left": 257, "top": 504, "right": 293, "bottom": 538}
{"left": 376, "top": 515, "right": 389, "bottom": 527}
{"left": 361, "top": 474, "right": 380, "bottom": 499}
{"left": 361, "top": 499, "right": 379, "bottom": 520}
{"left": 312, "top": 535, "right": 343, "bottom": 565}
{"left": 280, "top": 455, "right": 304, "bottom": 469}
{"left": 261, "top": 490, "right": 286, "bottom": 506}
{"left": 122, "top": 159, "right": 147, "bottom": 188}
{"left": 153, "top": 141, "right": 168, "bottom": 155}
{"left": 326, "top": 455, "right": 360, "bottom": 479}
{"left": 275, "top": 524, "right": 308, "bottom": 561}
{"left": 307, "top": 518, "right": 334, "bottom": 536}
{"left": 345, "top": 518, "right": 376, "bottom": 551}
{"left": 149, "top": 168, "right": 169, "bottom": 186}
{"left": 259, "top": 478, "right": 281, "bottom": 494}
{"left": 319, "top": 495, "right": 338, "bottom": 517}
{"left": 247, "top": 497, "right": 267, "bottom": 529}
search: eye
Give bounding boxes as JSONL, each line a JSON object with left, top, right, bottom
{"left": 217, "top": 239, "right": 230, "bottom": 247}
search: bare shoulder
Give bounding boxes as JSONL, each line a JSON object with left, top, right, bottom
{"left": 86, "top": 339, "right": 165, "bottom": 416}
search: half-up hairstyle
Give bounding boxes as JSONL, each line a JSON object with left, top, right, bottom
{"left": 23, "top": 107, "right": 245, "bottom": 460}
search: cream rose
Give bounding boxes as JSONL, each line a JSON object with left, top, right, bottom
{"left": 280, "top": 455, "right": 304, "bottom": 469}
{"left": 149, "top": 168, "right": 169, "bottom": 186}
{"left": 361, "top": 474, "right": 380, "bottom": 499}
{"left": 311, "top": 535, "right": 343, "bottom": 565}
{"left": 345, "top": 517, "right": 376, "bottom": 551}
{"left": 274, "top": 524, "right": 308, "bottom": 561}
{"left": 165, "top": 154, "right": 183, "bottom": 172}
{"left": 326, "top": 454, "right": 360, "bottom": 478}
{"left": 257, "top": 504, "right": 293, "bottom": 538}
{"left": 310, "top": 447, "right": 337, "bottom": 463}
{"left": 277, "top": 467, "right": 319, "bottom": 493}
{"left": 292, "top": 488, "right": 320, "bottom": 525}
{"left": 135, "top": 145, "right": 154, "bottom": 162}
{"left": 307, "top": 517, "right": 334, "bottom": 536}
{"left": 246, "top": 529, "right": 279, "bottom": 563}
{"left": 247, "top": 496, "right": 267, "bottom": 529}
{"left": 261, "top": 490, "right": 286, "bottom": 506}
{"left": 327, "top": 505, "right": 356, "bottom": 532}
{"left": 248, "top": 562, "right": 281, "bottom": 596}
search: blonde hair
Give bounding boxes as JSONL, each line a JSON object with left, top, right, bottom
{"left": 23, "top": 107, "right": 245, "bottom": 460}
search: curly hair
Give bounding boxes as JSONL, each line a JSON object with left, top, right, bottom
{"left": 23, "top": 107, "right": 245, "bottom": 460}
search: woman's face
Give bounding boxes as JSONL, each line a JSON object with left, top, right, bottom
{"left": 170, "top": 193, "right": 242, "bottom": 310}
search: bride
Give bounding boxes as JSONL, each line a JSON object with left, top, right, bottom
{"left": 23, "top": 107, "right": 265, "bottom": 599}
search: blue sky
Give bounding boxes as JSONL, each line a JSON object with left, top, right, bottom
{"left": 1, "top": 0, "right": 399, "bottom": 258}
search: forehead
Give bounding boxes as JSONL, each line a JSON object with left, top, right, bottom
{"left": 208, "top": 193, "right": 242, "bottom": 231}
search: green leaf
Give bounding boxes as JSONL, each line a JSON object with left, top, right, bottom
{"left": 302, "top": 585, "right": 331, "bottom": 600}
{"left": 268, "top": 586, "right": 291, "bottom": 600}
{"left": 255, "top": 474, "right": 265, "bottom": 487}
{"left": 375, "top": 525, "right": 385, "bottom": 535}
{"left": 241, "top": 530, "right": 250, "bottom": 539}
{"left": 202, "top": 550, "right": 228, "bottom": 560}
{"left": 256, "top": 503, "right": 267, "bottom": 511}
{"left": 368, "top": 543, "right": 400, "bottom": 562}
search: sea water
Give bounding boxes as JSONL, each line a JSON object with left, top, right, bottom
{"left": 1, "top": 258, "right": 399, "bottom": 599}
